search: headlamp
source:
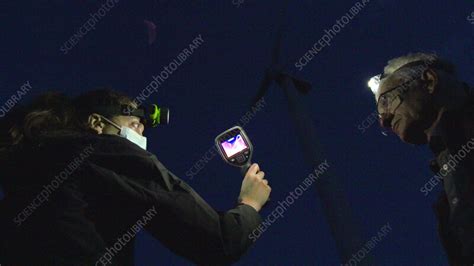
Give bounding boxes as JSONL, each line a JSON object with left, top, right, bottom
{"left": 92, "top": 103, "right": 170, "bottom": 127}
{"left": 146, "top": 104, "right": 170, "bottom": 127}
{"left": 367, "top": 59, "right": 437, "bottom": 100}
{"left": 368, "top": 74, "right": 382, "bottom": 97}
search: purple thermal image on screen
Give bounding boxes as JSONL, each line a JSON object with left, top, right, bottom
{"left": 221, "top": 134, "right": 247, "bottom": 158}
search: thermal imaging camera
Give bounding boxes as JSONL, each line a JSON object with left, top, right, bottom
{"left": 215, "top": 126, "right": 253, "bottom": 176}
{"left": 216, "top": 126, "right": 271, "bottom": 206}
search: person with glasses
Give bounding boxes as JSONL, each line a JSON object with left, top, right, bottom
{"left": 367, "top": 53, "right": 474, "bottom": 265}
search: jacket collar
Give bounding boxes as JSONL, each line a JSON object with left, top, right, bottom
{"left": 426, "top": 94, "right": 474, "bottom": 155}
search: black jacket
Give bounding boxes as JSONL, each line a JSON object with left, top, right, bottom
{"left": 428, "top": 97, "right": 474, "bottom": 265}
{"left": 0, "top": 131, "right": 262, "bottom": 265}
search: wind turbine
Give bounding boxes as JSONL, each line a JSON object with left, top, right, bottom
{"left": 249, "top": 0, "right": 373, "bottom": 264}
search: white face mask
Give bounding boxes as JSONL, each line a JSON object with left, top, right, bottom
{"left": 101, "top": 116, "right": 148, "bottom": 150}
{"left": 119, "top": 126, "right": 147, "bottom": 150}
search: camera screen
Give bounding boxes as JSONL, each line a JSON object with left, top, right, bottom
{"left": 221, "top": 134, "right": 248, "bottom": 158}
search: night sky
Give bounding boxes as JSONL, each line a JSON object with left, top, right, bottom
{"left": 1, "top": 0, "right": 474, "bottom": 265}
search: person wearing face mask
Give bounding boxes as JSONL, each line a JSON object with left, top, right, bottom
{"left": 0, "top": 89, "right": 271, "bottom": 266}
{"left": 367, "top": 53, "right": 474, "bottom": 265}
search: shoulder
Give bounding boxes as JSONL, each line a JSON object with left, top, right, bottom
{"left": 37, "top": 129, "right": 149, "bottom": 155}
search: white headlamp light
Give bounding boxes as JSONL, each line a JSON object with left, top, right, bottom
{"left": 367, "top": 74, "right": 381, "bottom": 96}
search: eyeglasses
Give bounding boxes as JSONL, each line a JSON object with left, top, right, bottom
{"left": 376, "top": 78, "right": 421, "bottom": 115}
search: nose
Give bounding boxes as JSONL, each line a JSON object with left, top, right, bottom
{"left": 137, "top": 124, "right": 145, "bottom": 136}
{"left": 379, "top": 112, "right": 394, "bottom": 128}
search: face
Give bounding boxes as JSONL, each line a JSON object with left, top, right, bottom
{"left": 88, "top": 111, "right": 145, "bottom": 136}
{"left": 377, "top": 70, "right": 437, "bottom": 144}
{"left": 102, "top": 115, "right": 145, "bottom": 136}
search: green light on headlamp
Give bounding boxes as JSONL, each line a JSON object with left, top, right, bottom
{"left": 92, "top": 103, "right": 170, "bottom": 128}
{"left": 148, "top": 104, "right": 170, "bottom": 127}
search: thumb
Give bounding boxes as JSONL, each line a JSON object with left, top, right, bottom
{"left": 249, "top": 163, "right": 259, "bottom": 174}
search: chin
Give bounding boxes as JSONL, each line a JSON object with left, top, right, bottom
{"left": 397, "top": 124, "right": 428, "bottom": 145}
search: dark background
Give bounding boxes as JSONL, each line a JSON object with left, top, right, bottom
{"left": 1, "top": 0, "right": 473, "bottom": 265}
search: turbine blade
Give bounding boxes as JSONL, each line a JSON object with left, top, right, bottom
{"left": 275, "top": 73, "right": 312, "bottom": 94}
{"left": 270, "top": 0, "right": 290, "bottom": 66}
{"left": 250, "top": 71, "right": 273, "bottom": 107}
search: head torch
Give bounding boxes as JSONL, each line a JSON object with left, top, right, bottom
{"left": 367, "top": 60, "right": 441, "bottom": 100}
{"left": 368, "top": 74, "right": 382, "bottom": 97}
{"left": 93, "top": 103, "right": 170, "bottom": 127}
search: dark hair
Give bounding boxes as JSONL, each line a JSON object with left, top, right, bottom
{"left": 72, "top": 88, "right": 134, "bottom": 127}
{"left": 0, "top": 91, "right": 74, "bottom": 147}
{"left": 0, "top": 88, "right": 133, "bottom": 148}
